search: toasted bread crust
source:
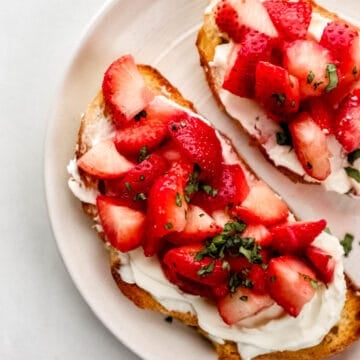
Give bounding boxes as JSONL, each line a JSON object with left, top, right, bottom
{"left": 195, "top": 0, "right": 350, "bottom": 185}
{"left": 74, "top": 60, "right": 360, "bottom": 359}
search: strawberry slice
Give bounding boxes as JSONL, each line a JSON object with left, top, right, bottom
{"left": 193, "top": 164, "right": 250, "bottom": 213}
{"left": 247, "top": 264, "right": 268, "bottom": 294}
{"left": 263, "top": 0, "right": 312, "bottom": 41}
{"left": 269, "top": 219, "right": 327, "bottom": 254}
{"left": 289, "top": 112, "right": 331, "bottom": 180}
{"left": 223, "top": 31, "right": 274, "bottom": 98}
{"left": 114, "top": 96, "right": 184, "bottom": 156}
{"left": 255, "top": 61, "right": 300, "bottom": 117}
{"left": 303, "top": 97, "right": 334, "bottom": 135}
{"left": 166, "top": 205, "right": 222, "bottom": 245}
{"left": 334, "top": 88, "right": 360, "bottom": 153}
{"left": 144, "top": 159, "right": 192, "bottom": 256}
{"left": 306, "top": 245, "right": 335, "bottom": 284}
{"left": 283, "top": 39, "right": 338, "bottom": 98}
{"left": 242, "top": 223, "right": 272, "bottom": 247}
{"left": 168, "top": 114, "right": 223, "bottom": 179}
{"left": 102, "top": 55, "right": 154, "bottom": 127}
{"left": 267, "top": 255, "right": 318, "bottom": 317}
{"left": 232, "top": 181, "right": 289, "bottom": 226}
{"left": 96, "top": 196, "right": 145, "bottom": 252}
{"left": 103, "top": 153, "right": 168, "bottom": 198}
{"left": 163, "top": 244, "right": 229, "bottom": 287}
{"left": 217, "top": 287, "right": 274, "bottom": 325}
{"left": 77, "top": 140, "right": 134, "bottom": 179}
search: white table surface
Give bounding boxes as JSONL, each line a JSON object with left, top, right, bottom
{"left": 0, "top": 1, "right": 139, "bottom": 359}
{"left": 2, "top": 1, "right": 360, "bottom": 359}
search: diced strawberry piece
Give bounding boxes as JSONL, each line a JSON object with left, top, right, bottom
{"left": 193, "top": 164, "right": 250, "bottom": 213}
{"left": 215, "top": 0, "right": 245, "bottom": 43}
{"left": 102, "top": 55, "right": 154, "bottom": 127}
{"left": 114, "top": 96, "right": 184, "bottom": 156}
{"left": 223, "top": 31, "right": 274, "bottom": 98}
{"left": 103, "top": 153, "right": 168, "bottom": 198}
{"left": 162, "top": 261, "right": 214, "bottom": 298}
{"left": 242, "top": 223, "right": 272, "bottom": 247}
{"left": 168, "top": 114, "right": 223, "bottom": 179}
{"left": 163, "top": 244, "right": 229, "bottom": 287}
{"left": 77, "top": 140, "right": 134, "bottom": 179}
{"left": 334, "top": 88, "right": 360, "bottom": 153}
{"left": 269, "top": 219, "right": 327, "bottom": 254}
{"left": 289, "top": 112, "right": 331, "bottom": 180}
{"left": 212, "top": 283, "right": 230, "bottom": 298}
{"left": 303, "top": 97, "right": 334, "bottom": 135}
{"left": 217, "top": 287, "right": 274, "bottom": 325}
{"left": 255, "top": 61, "right": 300, "bottom": 117}
{"left": 306, "top": 245, "right": 335, "bottom": 284}
{"left": 166, "top": 205, "right": 222, "bottom": 245}
{"left": 226, "top": 256, "right": 252, "bottom": 273}
{"left": 232, "top": 181, "right": 289, "bottom": 226}
{"left": 263, "top": 0, "right": 312, "bottom": 41}
{"left": 144, "top": 159, "right": 192, "bottom": 256}
{"left": 155, "top": 140, "right": 183, "bottom": 163}
{"left": 267, "top": 255, "right": 317, "bottom": 317}
{"left": 96, "top": 196, "right": 145, "bottom": 252}
{"left": 248, "top": 264, "right": 268, "bottom": 294}
{"left": 283, "top": 40, "right": 338, "bottom": 98}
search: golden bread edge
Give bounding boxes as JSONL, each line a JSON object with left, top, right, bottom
{"left": 74, "top": 62, "right": 360, "bottom": 359}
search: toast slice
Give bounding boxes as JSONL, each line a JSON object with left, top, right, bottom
{"left": 196, "top": 0, "right": 360, "bottom": 195}
{"left": 68, "top": 59, "right": 360, "bottom": 360}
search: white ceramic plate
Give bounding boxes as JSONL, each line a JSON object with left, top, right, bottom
{"left": 45, "top": 0, "right": 360, "bottom": 359}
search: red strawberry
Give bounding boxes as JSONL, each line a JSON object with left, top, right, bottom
{"left": 306, "top": 245, "right": 335, "bottom": 284}
{"left": 103, "top": 153, "right": 168, "bottom": 198}
{"left": 223, "top": 31, "right": 274, "bottom": 98}
{"left": 155, "top": 140, "right": 183, "bottom": 163}
{"left": 102, "top": 55, "right": 154, "bottom": 127}
{"left": 269, "top": 219, "right": 327, "bottom": 254}
{"left": 283, "top": 39, "right": 338, "bottom": 98}
{"left": 289, "top": 112, "right": 331, "bottom": 180}
{"left": 215, "top": 0, "right": 245, "bottom": 43}
{"left": 114, "top": 96, "right": 185, "bottom": 156}
{"left": 248, "top": 264, "right": 268, "bottom": 294}
{"left": 77, "top": 140, "right": 134, "bottom": 179}
{"left": 255, "top": 61, "right": 300, "bottom": 117}
{"left": 334, "top": 88, "right": 360, "bottom": 153}
{"left": 163, "top": 244, "right": 229, "bottom": 287}
{"left": 96, "top": 196, "right": 145, "bottom": 252}
{"left": 162, "top": 261, "right": 214, "bottom": 298}
{"left": 267, "top": 255, "right": 317, "bottom": 317}
{"left": 232, "top": 180, "right": 289, "bottom": 226}
{"left": 264, "top": 0, "right": 312, "bottom": 41}
{"left": 217, "top": 287, "right": 274, "bottom": 325}
{"left": 168, "top": 114, "right": 223, "bottom": 179}
{"left": 144, "top": 159, "right": 192, "bottom": 256}
{"left": 303, "top": 97, "right": 334, "bottom": 135}
{"left": 242, "top": 223, "right": 272, "bottom": 247}
{"left": 166, "top": 205, "right": 222, "bottom": 245}
{"left": 193, "top": 164, "right": 250, "bottom": 213}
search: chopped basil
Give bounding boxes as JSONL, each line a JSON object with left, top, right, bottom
{"left": 199, "top": 213, "right": 205, "bottom": 217}
{"left": 345, "top": 167, "right": 360, "bottom": 183}
{"left": 324, "top": 227, "right": 332, "bottom": 234}
{"left": 138, "top": 146, "right": 149, "bottom": 163}
{"left": 133, "top": 192, "right": 147, "bottom": 201}
{"left": 125, "top": 182, "right": 132, "bottom": 193}
{"left": 197, "top": 261, "right": 215, "bottom": 276}
{"left": 325, "top": 63, "right": 338, "bottom": 93}
{"left": 271, "top": 93, "right": 286, "bottom": 106}
{"left": 313, "top": 81, "right": 324, "bottom": 90}
{"left": 300, "top": 273, "right": 319, "bottom": 289}
{"left": 340, "top": 233, "right": 354, "bottom": 257}
{"left": 307, "top": 71, "right": 315, "bottom": 84}
{"left": 134, "top": 110, "right": 147, "bottom": 121}
{"left": 175, "top": 192, "right": 182, "bottom": 207}
{"left": 164, "top": 222, "right": 173, "bottom": 230}
{"left": 222, "top": 261, "right": 230, "bottom": 271}
{"left": 201, "top": 184, "right": 218, "bottom": 197}
{"left": 240, "top": 295, "right": 248, "bottom": 302}
{"left": 185, "top": 167, "right": 200, "bottom": 195}
{"left": 348, "top": 149, "right": 360, "bottom": 165}
{"left": 276, "top": 122, "right": 292, "bottom": 146}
